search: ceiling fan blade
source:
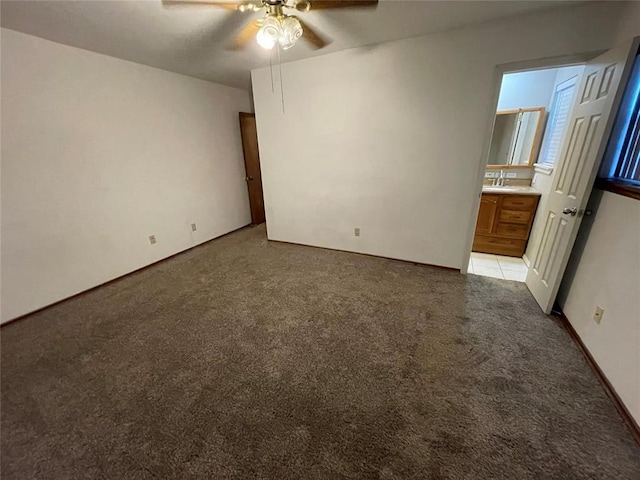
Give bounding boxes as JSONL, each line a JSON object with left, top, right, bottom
{"left": 296, "top": 0, "right": 378, "bottom": 11}
{"left": 162, "top": 0, "right": 257, "bottom": 10}
{"left": 297, "top": 18, "right": 329, "bottom": 50}
{"left": 228, "top": 20, "right": 261, "bottom": 50}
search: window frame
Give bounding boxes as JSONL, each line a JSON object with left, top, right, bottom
{"left": 597, "top": 52, "right": 640, "bottom": 200}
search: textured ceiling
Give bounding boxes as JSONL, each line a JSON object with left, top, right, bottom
{"left": 1, "top": 0, "right": 584, "bottom": 90}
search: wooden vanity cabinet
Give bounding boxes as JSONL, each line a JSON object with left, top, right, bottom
{"left": 473, "top": 193, "right": 540, "bottom": 257}
{"left": 475, "top": 195, "right": 499, "bottom": 234}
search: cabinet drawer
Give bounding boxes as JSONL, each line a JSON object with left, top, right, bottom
{"left": 473, "top": 235, "right": 526, "bottom": 257}
{"left": 499, "top": 209, "right": 532, "bottom": 224}
{"left": 495, "top": 222, "right": 529, "bottom": 239}
{"left": 501, "top": 195, "right": 539, "bottom": 210}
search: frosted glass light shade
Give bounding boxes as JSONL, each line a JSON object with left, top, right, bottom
{"left": 256, "top": 28, "right": 276, "bottom": 49}
{"left": 257, "top": 16, "right": 282, "bottom": 50}
{"left": 279, "top": 17, "right": 303, "bottom": 50}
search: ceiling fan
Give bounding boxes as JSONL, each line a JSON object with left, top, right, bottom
{"left": 163, "top": 0, "right": 378, "bottom": 51}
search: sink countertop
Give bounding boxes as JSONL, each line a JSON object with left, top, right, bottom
{"left": 482, "top": 185, "right": 541, "bottom": 196}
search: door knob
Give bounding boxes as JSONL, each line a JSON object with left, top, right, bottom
{"left": 562, "top": 207, "right": 578, "bottom": 216}
{"left": 245, "top": 176, "right": 254, "bottom": 181}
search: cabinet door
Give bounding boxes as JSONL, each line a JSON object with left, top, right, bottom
{"left": 475, "top": 194, "right": 499, "bottom": 234}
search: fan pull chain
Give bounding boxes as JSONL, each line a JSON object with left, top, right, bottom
{"left": 277, "top": 44, "right": 285, "bottom": 114}
{"left": 269, "top": 49, "right": 274, "bottom": 94}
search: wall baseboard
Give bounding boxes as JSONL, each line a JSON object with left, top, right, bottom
{"left": 1, "top": 223, "right": 252, "bottom": 327}
{"left": 555, "top": 310, "right": 640, "bottom": 447}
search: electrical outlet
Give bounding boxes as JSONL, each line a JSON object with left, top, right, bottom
{"left": 485, "top": 171, "right": 496, "bottom": 178}
{"left": 593, "top": 306, "right": 604, "bottom": 324}
{"left": 354, "top": 227, "right": 360, "bottom": 237}
{"left": 191, "top": 223, "right": 197, "bottom": 232}
{"left": 149, "top": 235, "right": 156, "bottom": 245}
{"left": 506, "top": 172, "right": 518, "bottom": 178}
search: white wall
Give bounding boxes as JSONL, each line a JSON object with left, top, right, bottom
{"left": 614, "top": 1, "right": 640, "bottom": 45}
{"left": 252, "top": 2, "right": 630, "bottom": 269}
{"left": 497, "top": 69, "right": 557, "bottom": 111}
{"left": 558, "top": 191, "right": 640, "bottom": 423}
{"left": 251, "top": 2, "right": 640, "bottom": 423}
{"left": 1, "top": 29, "right": 252, "bottom": 322}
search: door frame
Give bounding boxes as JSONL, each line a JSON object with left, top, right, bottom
{"left": 461, "top": 51, "right": 605, "bottom": 275}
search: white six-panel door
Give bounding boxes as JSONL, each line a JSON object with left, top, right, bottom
{"left": 526, "top": 39, "right": 638, "bottom": 313}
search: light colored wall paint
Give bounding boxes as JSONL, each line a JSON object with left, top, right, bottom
{"left": 251, "top": 2, "right": 640, "bottom": 422}
{"left": 496, "top": 69, "right": 557, "bottom": 111}
{"left": 614, "top": 1, "right": 640, "bottom": 45}
{"left": 558, "top": 191, "right": 640, "bottom": 423}
{"left": 252, "top": 2, "right": 629, "bottom": 269}
{"left": 1, "top": 29, "right": 252, "bottom": 322}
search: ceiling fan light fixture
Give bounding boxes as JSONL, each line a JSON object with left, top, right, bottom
{"left": 256, "top": 28, "right": 276, "bottom": 50}
{"left": 256, "top": 15, "right": 281, "bottom": 50}
{"left": 294, "top": 0, "right": 311, "bottom": 13}
{"left": 279, "top": 16, "right": 303, "bottom": 50}
{"left": 167, "top": 0, "right": 378, "bottom": 52}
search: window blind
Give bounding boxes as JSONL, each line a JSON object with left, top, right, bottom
{"left": 613, "top": 81, "right": 640, "bottom": 182}
{"left": 539, "top": 80, "right": 576, "bottom": 165}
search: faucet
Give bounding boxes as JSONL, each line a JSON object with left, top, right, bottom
{"left": 491, "top": 170, "right": 505, "bottom": 187}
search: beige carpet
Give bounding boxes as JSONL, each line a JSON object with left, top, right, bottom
{"left": 2, "top": 225, "right": 639, "bottom": 479}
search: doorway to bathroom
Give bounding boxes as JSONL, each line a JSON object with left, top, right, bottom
{"left": 468, "top": 37, "right": 639, "bottom": 314}
{"left": 468, "top": 64, "right": 586, "bottom": 283}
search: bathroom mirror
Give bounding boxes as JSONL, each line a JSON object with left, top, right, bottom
{"left": 487, "top": 107, "right": 546, "bottom": 168}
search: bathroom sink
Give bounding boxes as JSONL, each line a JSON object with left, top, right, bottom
{"left": 482, "top": 185, "right": 541, "bottom": 195}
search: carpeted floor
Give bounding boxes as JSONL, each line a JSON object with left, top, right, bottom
{"left": 2, "top": 225, "right": 639, "bottom": 479}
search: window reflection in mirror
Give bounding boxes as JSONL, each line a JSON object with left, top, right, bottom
{"left": 487, "top": 108, "right": 545, "bottom": 168}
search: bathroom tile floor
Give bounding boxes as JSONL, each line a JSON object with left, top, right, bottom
{"left": 468, "top": 252, "right": 527, "bottom": 282}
